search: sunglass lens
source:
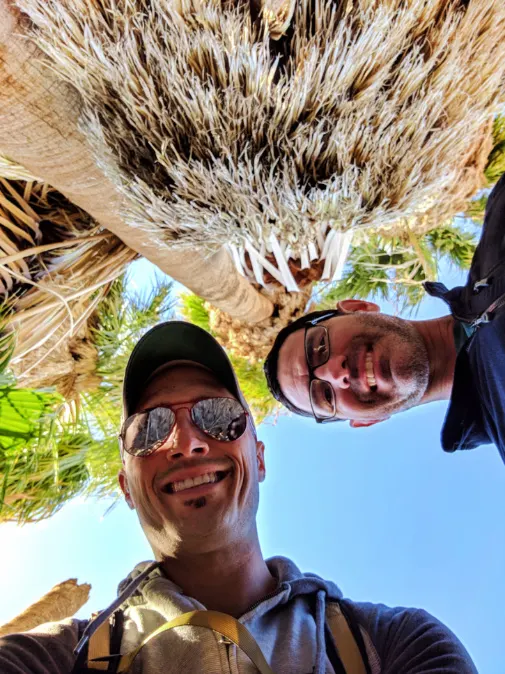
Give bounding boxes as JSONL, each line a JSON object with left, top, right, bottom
{"left": 123, "top": 407, "right": 175, "bottom": 456}
{"left": 192, "top": 398, "right": 247, "bottom": 442}
{"left": 306, "top": 326, "right": 329, "bottom": 368}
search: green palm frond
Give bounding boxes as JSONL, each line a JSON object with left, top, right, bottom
{"left": 0, "top": 275, "right": 175, "bottom": 524}
{"left": 180, "top": 294, "right": 279, "bottom": 424}
{"left": 93, "top": 274, "right": 173, "bottom": 390}
{"left": 0, "top": 385, "right": 89, "bottom": 523}
{"left": 179, "top": 292, "right": 211, "bottom": 332}
{"left": 465, "top": 195, "right": 488, "bottom": 226}
{"left": 485, "top": 115, "right": 505, "bottom": 186}
{"left": 426, "top": 225, "right": 476, "bottom": 270}
{"left": 465, "top": 114, "right": 505, "bottom": 225}
{"left": 317, "top": 224, "right": 478, "bottom": 315}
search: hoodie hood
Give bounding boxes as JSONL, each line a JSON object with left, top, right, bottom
{"left": 99, "top": 556, "right": 345, "bottom": 673}
{"left": 117, "top": 556, "right": 343, "bottom": 607}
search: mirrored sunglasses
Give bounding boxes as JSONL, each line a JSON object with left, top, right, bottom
{"left": 120, "top": 397, "right": 248, "bottom": 457}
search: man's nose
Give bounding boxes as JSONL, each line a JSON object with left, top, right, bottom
{"left": 160, "top": 409, "right": 210, "bottom": 461}
{"left": 314, "top": 356, "right": 350, "bottom": 389}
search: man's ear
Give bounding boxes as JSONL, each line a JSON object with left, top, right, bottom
{"left": 336, "top": 299, "right": 380, "bottom": 314}
{"left": 256, "top": 440, "right": 266, "bottom": 483}
{"left": 118, "top": 470, "right": 135, "bottom": 510}
{"left": 349, "top": 417, "right": 389, "bottom": 428}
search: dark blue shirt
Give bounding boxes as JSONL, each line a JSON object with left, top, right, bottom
{"left": 425, "top": 174, "right": 505, "bottom": 465}
{"left": 442, "top": 310, "right": 505, "bottom": 462}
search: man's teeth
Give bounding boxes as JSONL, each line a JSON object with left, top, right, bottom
{"left": 170, "top": 472, "right": 220, "bottom": 494}
{"left": 365, "top": 352, "right": 377, "bottom": 388}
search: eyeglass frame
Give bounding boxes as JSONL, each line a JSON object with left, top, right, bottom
{"left": 118, "top": 396, "right": 251, "bottom": 457}
{"left": 304, "top": 313, "right": 339, "bottom": 424}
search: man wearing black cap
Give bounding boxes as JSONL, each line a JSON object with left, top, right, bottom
{"left": 264, "top": 174, "right": 505, "bottom": 464}
{"left": 0, "top": 321, "right": 477, "bottom": 673}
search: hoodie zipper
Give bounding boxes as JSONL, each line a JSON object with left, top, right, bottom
{"left": 216, "top": 587, "right": 282, "bottom": 674}
{"left": 242, "top": 586, "right": 283, "bottom": 615}
{"left": 221, "top": 636, "right": 237, "bottom": 674}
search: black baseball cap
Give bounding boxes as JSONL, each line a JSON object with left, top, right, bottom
{"left": 123, "top": 321, "right": 248, "bottom": 418}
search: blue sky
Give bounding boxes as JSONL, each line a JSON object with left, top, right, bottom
{"left": 0, "top": 258, "right": 504, "bottom": 673}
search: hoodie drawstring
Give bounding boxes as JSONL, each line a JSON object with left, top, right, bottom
{"left": 314, "top": 590, "right": 327, "bottom": 674}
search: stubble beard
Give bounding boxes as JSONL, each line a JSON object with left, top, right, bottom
{"left": 348, "top": 313, "right": 429, "bottom": 416}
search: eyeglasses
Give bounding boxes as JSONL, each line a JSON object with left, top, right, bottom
{"left": 119, "top": 397, "right": 249, "bottom": 457}
{"left": 304, "top": 321, "right": 336, "bottom": 423}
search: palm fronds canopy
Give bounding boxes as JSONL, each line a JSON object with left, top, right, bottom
{"left": 0, "top": 172, "right": 137, "bottom": 395}
{"left": 0, "top": 276, "right": 174, "bottom": 524}
{"left": 18, "top": 0, "right": 505, "bottom": 291}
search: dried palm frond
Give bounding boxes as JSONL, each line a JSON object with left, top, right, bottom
{"left": 0, "top": 177, "right": 137, "bottom": 396}
{"left": 18, "top": 0, "right": 505, "bottom": 291}
{"left": 0, "top": 579, "right": 90, "bottom": 635}
{"left": 0, "top": 155, "right": 39, "bottom": 182}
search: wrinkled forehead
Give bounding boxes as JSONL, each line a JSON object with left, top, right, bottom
{"left": 136, "top": 361, "right": 234, "bottom": 412}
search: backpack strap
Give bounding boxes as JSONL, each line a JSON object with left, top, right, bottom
{"left": 87, "top": 612, "right": 110, "bottom": 671}
{"left": 91, "top": 605, "right": 369, "bottom": 674}
{"left": 108, "top": 610, "right": 275, "bottom": 674}
{"left": 77, "top": 597, "right": 368, "bottom": 674}
{"left": 74, "top": 562, "right": 160, "bottom": 663}
{"left": 326, "top": 601, "right": 371, "bottom": 674}
{"left": 71, "top": 612, "right": 123, "bottom": 674}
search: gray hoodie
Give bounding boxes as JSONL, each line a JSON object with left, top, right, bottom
{"left": 0, "top": 556, "right": 477, "bottom": 673}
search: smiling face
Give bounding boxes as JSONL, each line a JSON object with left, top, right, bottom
{"left": 118, "top": 364, "right": 265, "bottom": 560}
{"left": 277, "top": 300, "right": 429, "bottom": 426}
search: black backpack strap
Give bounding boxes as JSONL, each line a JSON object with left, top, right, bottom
{"left": 71, "top": 621, "right": 91, "bottom": 674}
{"left": 107, "top": 610, "right": 124, "bottom": 673}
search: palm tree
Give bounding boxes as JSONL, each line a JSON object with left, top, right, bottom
{"left": 6, "top": 0, "right": 505, "bottom": 300}
{"left": 1, "top": 0, "right": 505, "bottom": 523}
{"left": 0, "top": 276, "right": 174, "bottom": 525}
{"left": 0, "top": 1, "right": 272, "bottom": 323}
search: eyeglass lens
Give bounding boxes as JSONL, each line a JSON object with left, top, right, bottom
{"left": 306, "top": 325, "right": 335, "bottom": 420}
{"left": 122, "top": 407, "right": 176, "bottom": 457}
{"left": 122, "top": 398, "right": 247, "bottom": 456}
{"left": 310, "top": 378, "right": 336, "bottom": 420}
{"left": 305, "top": 325, "right": 330, "bottom": 368}
{"left": 191, "top": 398, "right": 247, "bottom": 442}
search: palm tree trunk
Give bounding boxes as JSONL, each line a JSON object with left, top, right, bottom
{"left": 0, "top": 579, "right": 90, "bottom": 636}
{"left": 0, "top": 2, "right": 273, "bottom": 323}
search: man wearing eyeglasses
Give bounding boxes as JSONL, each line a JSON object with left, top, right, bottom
{"left": 264, "top": 174, "right": 505, "bottom": 463}
{"left": 264, "top": 302, "right": 433, "bottom": 425}
{"left": 262, "top": 294, "right": 493, "bottom": 434}
{"left": 0, "top": 321, "right": 476, "bottom": 673}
